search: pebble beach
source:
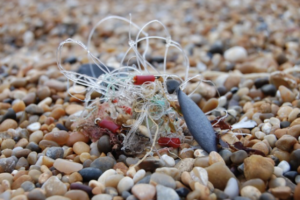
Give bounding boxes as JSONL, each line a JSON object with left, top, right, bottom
{"left": 1, "top": 0, "right": 300, "bottom": 200}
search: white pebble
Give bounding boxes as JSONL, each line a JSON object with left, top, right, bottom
{"left": 264, "top": 134, "right": 277, "bottom": 147}
{"left": 23, "top": 31, "right": 34, "bottom": 45}
{"left": 190, "top": 167, "right": 208, "bottom": 186}
{"left": 117, "top": 177, "right": 134, "bottom": 193}
{"left": 218, "top": 96, "right": 227, "bottom": 107}
{"left": 224, "top": 178, "right": 239, "bottom": 199}
{"left": 35, "top": 156, "right": 43, "bottom": 166}
{"left": 98, "top": 169, "right": 116, "bottom": 184}
{"left": 160, "top": 154, "right": 175, "bottom": 167}
{"left": 224, "top": 46, "right": 247, "bottom": 62}
{"left": 277, "top": 160, "right": 290, "bottom": 173}
{"left": 194, "top": 149, "right": 208, "bottom": 158}
{"left": 133, "top": 169, "right": 146, "bottom": 183}
{"left": 261, "top": 122, "right": 272, "bottom": 134}
{"left": 241, "top": 186, "right": 261, "bottom": 200}
{"left": 37, "top": 97, "right": 52, "bottom": 107}
{"left": 27, "top": 122, "right": 41, "bottom": 132}
{"left": 273, "top": 166, "right": 283, "bottom": 177}
{"left": 295, "top": 175, "right": 300, "bottom": 184}
{"left": 255, "top": 131, "right": 266, "bottom": 140}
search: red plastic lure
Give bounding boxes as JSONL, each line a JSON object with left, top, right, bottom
{"left": 96, "top": 119, "right": 120, "bottom": 133}
{"left": 133, "top": 75, "right": 155, "bottom": 85}
{"left": 158, "top": 137, "right": 181, "bottom": 148}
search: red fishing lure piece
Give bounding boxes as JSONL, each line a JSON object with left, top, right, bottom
{"left": 133, "top": 75, "right": 155, "bottom": 85}
{"left": 158, "top": 137, "right": 181, "bottom": 148}
{"left": 121, "top": 106, "right": 132, "bottom": 115}
{"left": 97, "top": 119, "right": 120, "bottom": 133}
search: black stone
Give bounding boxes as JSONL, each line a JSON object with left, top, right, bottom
{"left": 166, "top": 79, "right": 180, "bottom": 94}
{"left": 63, "top": 56, "right": 77, "bottom": 64}
{"left": 280, "top": 121, "right": 290, "bottom": 129}
{"left": 97, "top": 135, "right": 112, "bottom": 154}
{"left": 149, "top": 56, "right": 164, "bottom": 64}
{"left": 77, "top": 63, "right": 115, "bottom": 78}
{"left": 209, "top": 41, "right": 224, "bottom": 55}
{"left": 175, "top": 187, "right": 190, "bottom": 197}
{"left": 230, "top": 87, "right": 239, "bottom": 94}
{"left": 0, "top": 108, "right": 16, "bottom": 123}
{"left": 137, "top": 175, "right": 151, "bottom": 184}
{"left": 177, "top": 89, "right": 217, "bottom": 153}
{"left": 289, "top": 149, "right": 300, "bottom": 170}
{"left": 261, "top": 84, "right": 277, "bottom": 96}
{"left": 70, "top": 183, "right": 92, "bottom": 196}
{"left": 55, "top": 123, "right": 68, "bottom": 131}
{"left": 276, "top": 54, "right": 288, "bottom": 65}
{"left": 2, "top": 98, "right": 12, "bottom": 104}
{"left": 283, "top": 171, "right": 298, "bottom": 183}
{"left": 45, "top": 147, "right": 64, "bottom": 160}
{"left": 254, "top": 77, "right": 269, "bottom": 89}
{"left": 259, "top": 192, "right": 276, "bottom": 200}
{"left": 78, "top": 167, "right": 102, "bottom": 182}
{"left": 90, "top": 156, "right": 116, "bottom": 172}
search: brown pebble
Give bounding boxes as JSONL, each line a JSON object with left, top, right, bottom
{"left": 131, "top": 184, "right": 156, "bottom": 200}
{"left": 66, "top": 132, "right": 89, "bottom": 146}
{"left": 274, "top": 128, "right": 288, "bottom": 139}
{"left": 12, "top": 101, "right": 26, "bottom": 112}
{"left": 241, "top": 178, "right": 266, "bottom": 193}
{"left": 50, "top": 107, "right": 66, "bottom": 120}
{"left": 275, "top": 135, "right": 298, "bottom": 152}
{"left": 12, "top": 175, "right": 32, "bottom": 189}
{"left": 279, "top": 85, "right": 295, "bottom": 103}
{"left": 271, "top": 147, "right": 291, "bottom": 162}
{"left": 53, "top": 159, "right": 83, "bottom": 174}
{"left": 64, "top": 190, "right": 89, "bottom": 200}
{"left": 252, "top": 141, "right": 269, "bottom": 155}
{"left": 43, "top": 131, "right": 69, "bottom": 145}
{"left": 0, "top": 119, "right": 18, "bottom": 132}
{"left": 244, "top": 155, "right": 274, "bottom": 181}
{"left": 65, "top": 104, "right": 84, "bottom": 115}
{"left": 113, "top": 162, "right": 128, "bottom": 175}
{"left": 73, "top": 141, "right": 90, "bottom": 155}
{"left": 202, "top": 98, "right": 218, "bottom": 113}
{"left": 270, "top": 186, "right": 291, "bottom": 199}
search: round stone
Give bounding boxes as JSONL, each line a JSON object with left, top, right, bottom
{"left": 90, "top": 157, "right": 116, "bottom": 172}
{"left": 224, "top": 46, "right": 247, "bottom": 62}
{"left": 150, "top": 172, "right": 176, "bottom": 189}
{"left": 46, "top": 147, "right": 64, "bottom": 160}
{"left": 261, "top": 84, "right": 277, "bottom": 96}
{"left": 230, "top": 150, "right": 248, "bottom": 165}
{"left": 73, "top": 141, "right": 90, "bottom": 155}
{"left": 97, "top": 135, "right": 112, "bottom": 154}
{"left": 21, "top": 181, "right": 35, "bottom": 192}
{"left": 131, "top": 184, "right": 156, "bottom": 200}
{"left": 53, "top": 158, "right": 83, "bottom": 174}
{"left": 78, "top": 167, "right": 102, "bottom": 182}
{"left": 117, "top": 177, "right": 134, "bottom": 193}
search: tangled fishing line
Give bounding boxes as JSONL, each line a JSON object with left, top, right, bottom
{"left": 56, "top": 15, "right": 233, "bottom": 166}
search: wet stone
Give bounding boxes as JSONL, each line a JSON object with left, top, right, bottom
{"left": 79, "top": 167, "right": 102, "bottom": 182}
{"left": 46, "top": 147, "right": 64, "bottom": 160}
{"left": 166, "top": 79, "right": 180, "bottom": 94}
{"left": 90, "top": 156, "right": 116, "bottom": 172}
